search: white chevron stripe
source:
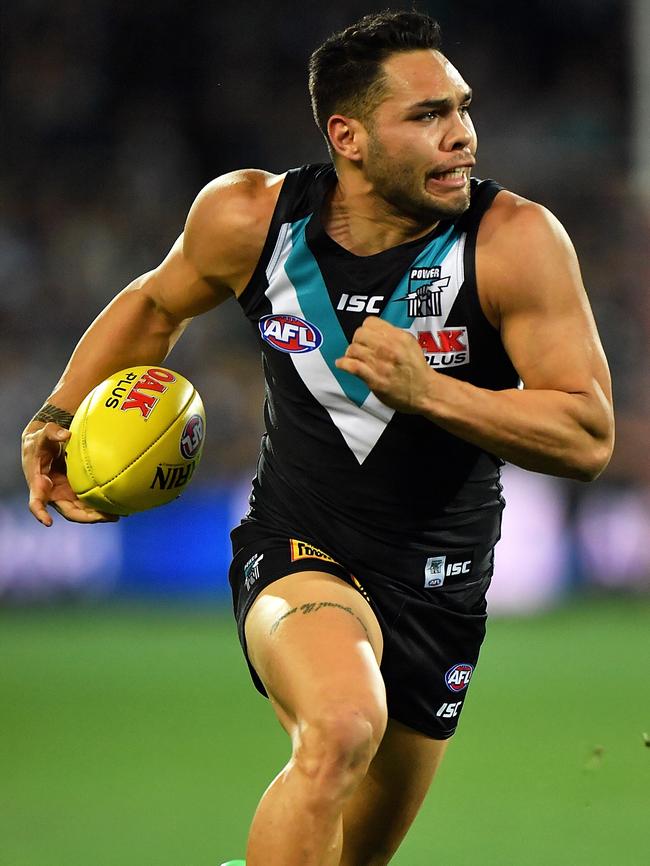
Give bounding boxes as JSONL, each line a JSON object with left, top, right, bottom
{"left": 265, "top": 226, "right": 393, "bottom": 463}
{"left": 264, "top": 223, "right": 466, "bottom": 464}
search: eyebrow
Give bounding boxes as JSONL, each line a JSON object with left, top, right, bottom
{"left": 408, "top": 89, "right": 473, "bottom": 112}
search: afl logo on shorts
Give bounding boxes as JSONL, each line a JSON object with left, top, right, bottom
{"left": 180, "top": 414, "right": 204, "bottom": 459}
{"left": 259, "top": 314, "right": 323, "bottom": 354}
{"left": 445, "top": 663, "right": 474, "bottom": 692}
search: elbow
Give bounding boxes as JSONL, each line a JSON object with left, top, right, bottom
{"left": 571, "top": 437, "right": 614, "bottom": 482}
{"left": 571, "top": 398, "right": 615, "bottom": 482}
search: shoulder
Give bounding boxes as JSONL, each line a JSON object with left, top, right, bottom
{"left": 478, "top": 189, "right": 572, "bottom": 252}
{"left": 183, "top": 169, "right": 286, "bottom": 294}
{"left": 476, "top": 189, "right": 582, "bottom": 325}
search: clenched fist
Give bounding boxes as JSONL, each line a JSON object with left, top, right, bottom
{"left": 335, "top": 317, "right": 434, "bottom": 414}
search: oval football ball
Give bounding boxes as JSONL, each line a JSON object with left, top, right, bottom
{"left": 65, "top": 366, "right": 205, "bottom": 516}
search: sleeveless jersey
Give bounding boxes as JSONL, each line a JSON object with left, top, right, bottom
{"left": 237, "top": 163, "right": 519, "bottom": 555}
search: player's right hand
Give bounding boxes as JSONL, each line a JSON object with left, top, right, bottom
{"left": 21, "top": 422, "right": 119, "bottom": 527}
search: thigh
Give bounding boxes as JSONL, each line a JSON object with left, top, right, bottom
{"left": 244, "top": 570, "right": 385, "bottom": 734}
{"left": 340, "top": 718, "right": 448, "bottom": 866}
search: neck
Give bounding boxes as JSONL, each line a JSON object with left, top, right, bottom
{"left": 322, "top": 166, "right": 439, "bottom": 256}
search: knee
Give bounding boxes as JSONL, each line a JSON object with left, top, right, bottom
{"left": 293, "top": 702, "right": 387, "bottom": 800}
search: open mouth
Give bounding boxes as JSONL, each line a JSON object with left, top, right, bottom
{"left": 432, "top": 167, "right": 467, "bottom": 180}
{"left": 427, "top": 167, "right": 469, "bottom": 189}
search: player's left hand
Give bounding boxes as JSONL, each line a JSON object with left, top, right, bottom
{"left": 335, "top": 317, "right": 433, "bottom": 413}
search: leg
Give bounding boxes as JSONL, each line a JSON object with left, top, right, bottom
{"left": 340, "top": 718, "right": 449, "bottom": 866}
{"left": 243, "top": 570, "right": 387, "bottom": 866}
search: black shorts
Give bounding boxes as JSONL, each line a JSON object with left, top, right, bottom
{"left": 229, "top": 518, "right": 494, "bottom": 739}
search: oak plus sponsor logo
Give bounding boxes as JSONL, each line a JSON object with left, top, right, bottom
{"left": 180, "top": 414, "right": 204, "bottom": 459}
{"left": 104, "top": 371, "right": 139, "bottom": 409}
{"left": 244, "top": 552, "right": 264, "bottom": 591}
{"left": 290, "top": 539, "right": 338, "bottom": 564}
{"left": 417, "top": 327, "right": 470, "bottom": 369}
{"left": 259, "top": 314, "right": 323, "bottom": 354}
{"left": 445, "top": 663, "right": 474, "bottom": 692}
{"left": 401, "top": 266, "right": 450, "bottom": 317}
{"left": 119, "top": 368, "right": 177, "bottom": 419}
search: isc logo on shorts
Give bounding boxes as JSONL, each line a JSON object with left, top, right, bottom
{"left": 259, "top": 314, "right": 323, "bottom": 353}
{"left": 290, "top": 539, "right": 337, "bottom": 563}
{"left": 445, "top": 663, "right": 474, "bottom": 692}
{"left": 424, "top": 555, "right": 472, "bottom": 588}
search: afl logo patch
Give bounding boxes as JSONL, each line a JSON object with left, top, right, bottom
{"left": 180, "top": 414, "right": 204, "bottom": 459}
{"left": 445, "top": 663, "right": 474, "bottom": 692}
{"left": 259, "top": 314, "right": 323, "bottom": 354}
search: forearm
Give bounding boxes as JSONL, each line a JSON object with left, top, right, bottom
{"left": 417, "top": 374, "right": 614, "bottom": 481}
{"left": 37, "top": 276, "right": 186, "bottom": 418}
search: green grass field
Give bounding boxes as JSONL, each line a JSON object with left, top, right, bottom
{"left": 1, "top": 597, "right": 648, "bottom": 866}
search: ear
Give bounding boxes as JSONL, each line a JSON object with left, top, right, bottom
{"left": 327, "top": 115, "right": 365, "bottom": 162}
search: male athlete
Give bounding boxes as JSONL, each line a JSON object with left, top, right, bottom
{"left": 22, "top": 11, "right": 614, "bottom": 866}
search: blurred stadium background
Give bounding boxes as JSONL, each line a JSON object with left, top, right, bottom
{"left": 2, "top": 1, "right": 649, "bottom": 864}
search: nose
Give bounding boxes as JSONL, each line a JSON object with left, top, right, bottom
{"left": 442, "top": 109, "right": 474, "bottom": 152}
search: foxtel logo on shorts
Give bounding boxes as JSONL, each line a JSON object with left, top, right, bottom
{"left": 290, "top": 539, "right": 338, "bottom": 564}
{"left": 417, "top": 328, "right": 469, "bottom": 369}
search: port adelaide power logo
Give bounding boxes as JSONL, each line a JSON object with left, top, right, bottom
{"left": 403, "top": 266, "right": 450, "bottom": 317}
{"left": 399, "top": 267, "right": 470, "bottom": 369}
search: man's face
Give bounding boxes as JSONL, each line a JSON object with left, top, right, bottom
{"left": 362, "top": 50, "right": 477, "bottom": 223}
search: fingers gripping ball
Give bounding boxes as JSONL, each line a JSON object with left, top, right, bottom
{"left": 65, "top": 367, "right": 205, "bottom": 516}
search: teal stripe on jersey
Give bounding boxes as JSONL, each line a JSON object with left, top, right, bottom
{"left": 382, "top": 222, "right": 460, "bottom": 329}
{"left": 285, "top": 216, "right": 462, "bottom": 407}
{"left": 286, "top": 217, "right": 370, "bottom": 407}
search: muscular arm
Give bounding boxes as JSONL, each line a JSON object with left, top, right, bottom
{"left": 22, "top": 169, "right": 282, "bottom": 523}
{"left": 337, "top": 195, "right": 614, "bottom": 481}
{"left": 38, "top": 170, "right": 280, "bottom": 416}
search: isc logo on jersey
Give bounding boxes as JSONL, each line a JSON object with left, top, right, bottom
{"left": 417, "top": 328, "right": 470, "bottom": 369}
{"left": 445, "top": 663, "right": 474, "bottom": 692}
{"left": 260, "top": 314, "right": 323, "bottom": 354}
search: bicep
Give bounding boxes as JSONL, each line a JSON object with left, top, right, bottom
{"left": 494, "top": 205, "right": 612, "bottom": 405}
{"left": 138, "top": 169, "right": 277, "bottom": 322}
{"left": 135, "top": 234, "right": 233, "bottom": 326}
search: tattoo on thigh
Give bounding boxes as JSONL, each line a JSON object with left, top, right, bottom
{"left": 269, "top": 601, "right": 370, "bottom": 637}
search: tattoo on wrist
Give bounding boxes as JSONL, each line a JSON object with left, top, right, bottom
{"left": 32, "top": 403, "right": 74, "bottom": 429}
{"left": 269, "top": 600, "right": 370, "bottom": 637}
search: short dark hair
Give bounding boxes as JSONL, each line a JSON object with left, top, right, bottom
{"left": 308, "top": 9, "right": 442, "bottom": 145}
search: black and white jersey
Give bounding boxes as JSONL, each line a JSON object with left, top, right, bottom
{"left": 236, "top": 163, "right": 518, "bottom": 557}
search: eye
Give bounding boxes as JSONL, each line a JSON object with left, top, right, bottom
{"left": 417, "top": 111, "right": 439, "bottom": 121}
{"left": 460, "top": 103, "right": 472, "bottom": 115}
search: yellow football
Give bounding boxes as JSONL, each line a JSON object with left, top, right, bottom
{"left": 65, "top": 366, "right": 205, "bottom": 516}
